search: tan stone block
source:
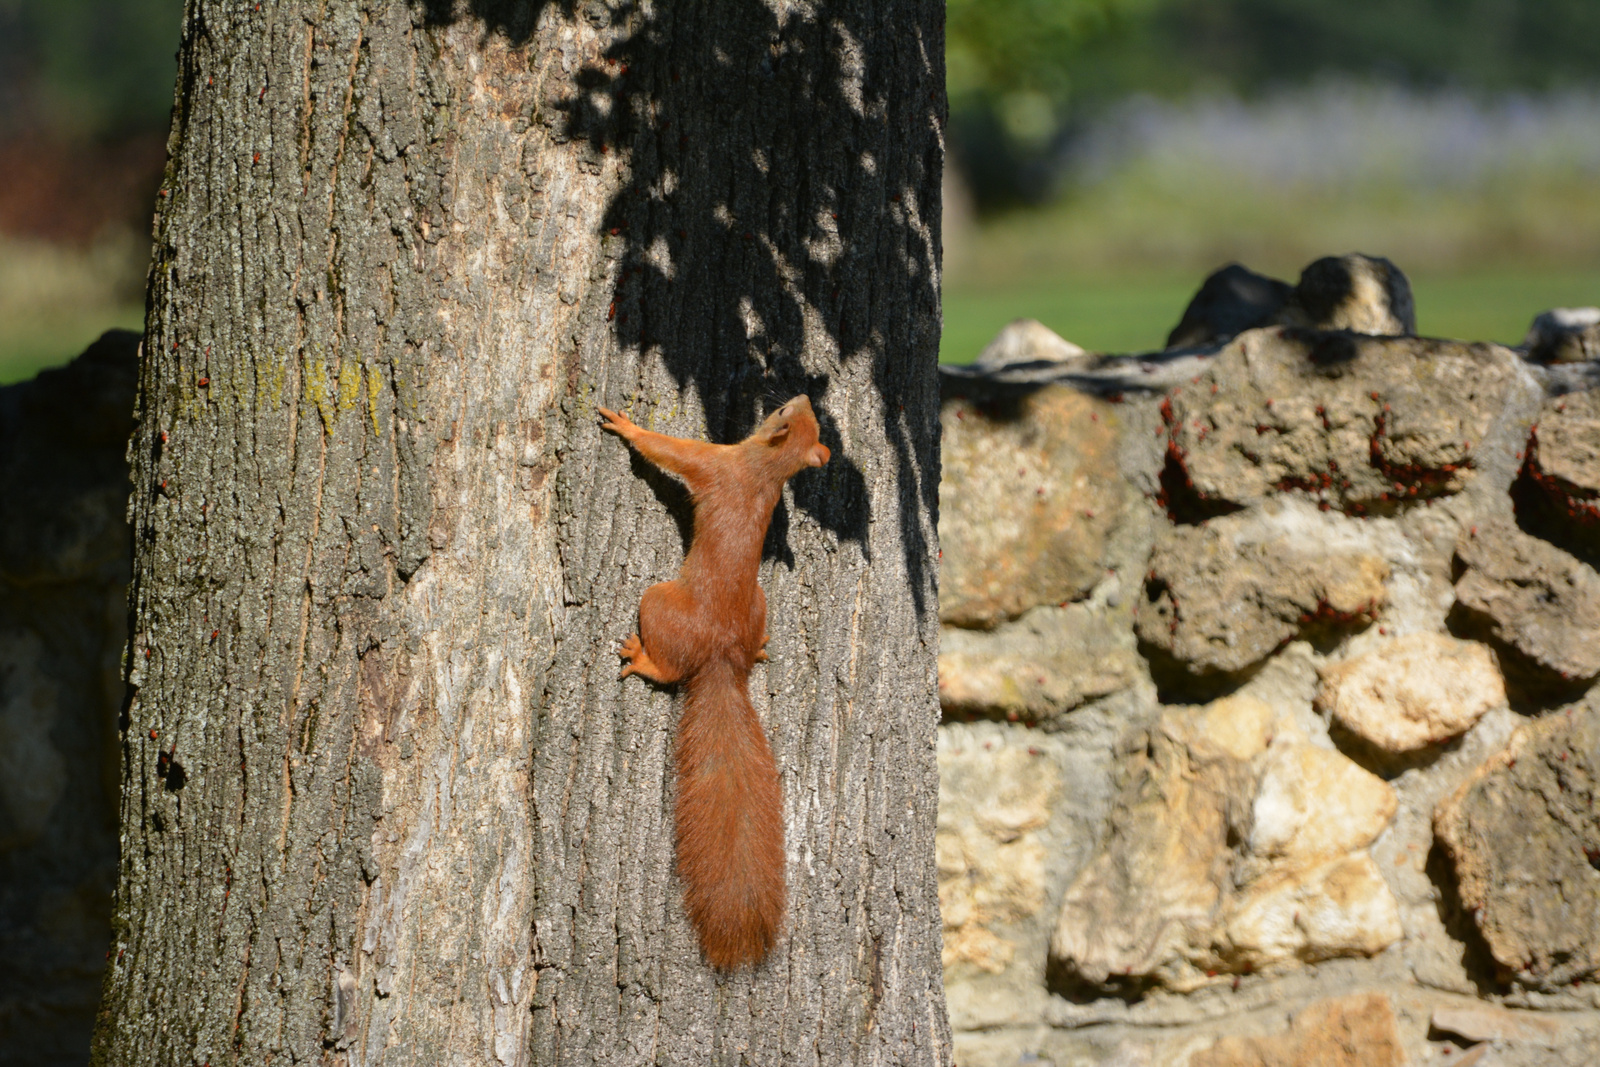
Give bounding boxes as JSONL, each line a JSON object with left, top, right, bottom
{"left": 1223, "top": 854, "right": 1403, "bottom": 968}
{"left": 1246, "top": 743, "right": 1397, "bottom": 868}
{"left": 1431, "top": 1003, "right": 1567, "bottom": 1048}
{"left": 1189, "top": 993, "right": 1405, "bottom": 1067}
{"left": 1434, "top": 691, "right": 1600, "bottom": 988}
{"left": 937, "top": 726, "right": 1061, "bottom": 975}
{"left": 940, "top": 384, "right": 1123, "bottom": 628}
{"left": 1050, "top": 707, "right": 1400, "bottom": 990}
{"left": 1318, "top": 633, "right": 1505, "bottom": 754}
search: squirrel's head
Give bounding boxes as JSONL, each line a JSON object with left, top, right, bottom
{"left": 756, "top": 395, "right": 830, "bottom": 471}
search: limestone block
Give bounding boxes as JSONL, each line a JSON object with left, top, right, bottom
{"left": 1222, "top": 854, "right": 1403, "bottom": 969}
{"left": 1245, "top": 742, "right": 1397, "bottom": 870}
{"left": 938, "top": 725, "right": 1062, "bottom": 976}
{"left": 1050, "top": 707, "right": 1251, "bottom": 990}
{"left": 1434, "top": 691, "right": 1600, "bottom": 988}
{"left": 1160, "top": 328, "right": 1517, "bottom": 514}
{"left": 1137, "top": 505, "right": 1388, "bottom": 677}
{"left": 1431, "top": 1004, "right": 1568, "bottom": 1048}
{"left": 1188, "top": 993, "right": 1406, "bottom": 1067}
{"left": 1452, "top": 520, "right": 1600, "bottom": 685}
{"left": 1316, "top": 634, "right": 1506, "bottom": 754}
{"left": 1166, "top": 254, "right": 1414, "bottom": 354}
{"left": 1523, "top": 306, "right": 1600, "bottom": 364}
{"left": 1166, "top": 263, "right": 1292, "bottom": 350}
{"left": 973, "top": 318, "right": 1088, "bottom": 371}
{"left": 940, "top": 381, "right": 1125, "bottom": 628}
{"left": 1050, "top": 699, "right": 1401, "bottom": 991}
{"left": 938, "top": 600, "right": 1143, "bottom": 724}
{"left": 1276, "top": 254, "right": 1416, "bottom": 336}
{"left": 1517, "top": 387, "right": 1600, "bottom": 561}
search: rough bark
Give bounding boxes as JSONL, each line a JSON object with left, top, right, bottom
{"left": 93, "top": 2, "right": 948, "bottom": 1065}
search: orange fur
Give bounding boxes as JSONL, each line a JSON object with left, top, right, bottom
{"left": 599, "top": 396, "right": 830, "bottom": 970}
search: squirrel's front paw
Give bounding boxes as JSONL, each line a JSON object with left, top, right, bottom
{"left": 598, "top": 407, "right": 637, "bottom": 439}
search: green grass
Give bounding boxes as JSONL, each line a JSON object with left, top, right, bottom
{"left": 940, "top": 267, "right": 1600, "bottom": 363}
{"left": 941, "top": 274, "right": 1200, "bottom": 362}
{"left": 0, "top": 305, "right": 145, "bottom": 384}
{"left": 1410, "top": 270, "right": 1600, "bottom": 345}
{"left": 0, "top": 233, "right": 146, "bottom": 385}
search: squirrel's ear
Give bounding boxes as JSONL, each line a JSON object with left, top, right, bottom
{"left": 766, "top": 422, "right": 791, "bottom": 446}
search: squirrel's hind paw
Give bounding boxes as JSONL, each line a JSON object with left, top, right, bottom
{"left": 618, "top": 633, "right": 680, "bottom": 684}
{"left": 618, "top": 633, "right": 644, "bottom": 678}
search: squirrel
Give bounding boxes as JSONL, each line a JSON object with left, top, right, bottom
{"left": 599, "top": 396, "right": 831, "bottom": 970}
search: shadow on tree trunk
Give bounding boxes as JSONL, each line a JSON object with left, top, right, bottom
{"left": 415, "top": 0, "right": 940, "bottom": 612}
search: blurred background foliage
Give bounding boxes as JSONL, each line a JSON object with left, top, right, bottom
{"left": 950, "top": 0, "right": 1600, "bottom": 206}
{"left": 0, "top": 0, "right": 1596, "bottom": 378}
{"left": 0, "top": 0, "right": 179, "bottom": 382}
{"left": 0, "top": 0, "right": 186, "bottom": 140}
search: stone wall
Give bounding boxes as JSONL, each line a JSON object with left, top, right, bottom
{"left": 937, "top": 256, "right": 1600, "bottom": 1066}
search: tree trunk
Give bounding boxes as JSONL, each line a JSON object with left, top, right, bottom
{"left": 94, "top": 2, "right": 948, "bottom": 1066}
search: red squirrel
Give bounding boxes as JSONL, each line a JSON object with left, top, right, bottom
{"left": 599, "top": 396, "right": 831, "bottom": 970}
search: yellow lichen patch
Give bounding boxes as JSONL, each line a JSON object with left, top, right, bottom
{"left": 337, "top": 356, "right": 362, "bottom": 415}
{"left": 303, "top": 347, "right": 336, "bottom": 433}
{"left": 366, "top": 361, "right": 384, "bottom": 436}
{"left": 256, "top": 348, "right": 289, "bottom": 411}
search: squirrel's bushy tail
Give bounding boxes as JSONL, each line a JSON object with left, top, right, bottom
{"left": 676, "top": 662, "right": 785, "bottom": 970}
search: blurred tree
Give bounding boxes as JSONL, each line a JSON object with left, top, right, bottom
{"left": 1078, "top": 0, "right": 1600, "bottom": 99}
{"left": 945, "top": 0, "right": 1164, "bottom": 206}
{"left": 947, "top": 0, "right": 1600, "bottom": 209}
{"left": 946, "top": 0, "right": 1161, "bottom": 112}
{"left": 0, "top": 0, "right": 183, "bottom": 139}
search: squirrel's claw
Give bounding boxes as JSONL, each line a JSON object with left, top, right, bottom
{"left": 618, "top": 633, "right": 644, "bottom": 678}
{"left": 598, "top": 406, "right": 636, "bottom": 438}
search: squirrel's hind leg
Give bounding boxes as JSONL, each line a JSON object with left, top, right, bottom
{"left": 620, "top": 581, "right": 699, "bottom": 684}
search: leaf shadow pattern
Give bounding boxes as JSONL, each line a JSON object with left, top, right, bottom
{"left": 415, "top": 0, "right": 944, "bottom": 613}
